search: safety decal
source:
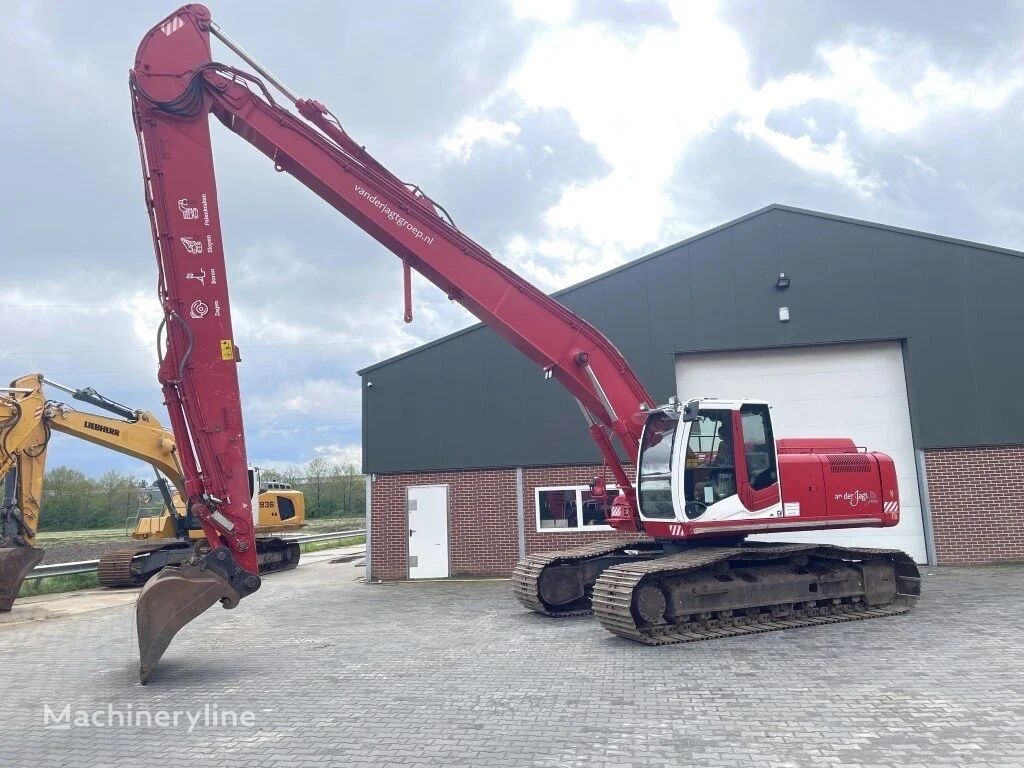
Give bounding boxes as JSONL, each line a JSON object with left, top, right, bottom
{"left": 180, "top": 237, "right": 204, "bottom": 255}
{"left": 189, "top": 300, "right": 209, "bottom": 319}
{"left": 220, "top": 340, "right": 234, "bottom": 361}
{"left": 178, "top": 198, "right": 199, "bottom": 220}
{"left": 161, "top": 16, "right": 184, "bottom": 36}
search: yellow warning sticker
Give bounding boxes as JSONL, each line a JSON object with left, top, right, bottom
{"left": 220, "top": 339, "right": 234, "bottom": 361}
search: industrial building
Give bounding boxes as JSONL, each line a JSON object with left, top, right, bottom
{"left": 360, "top": 204, "right": 1024, "bottom": 580}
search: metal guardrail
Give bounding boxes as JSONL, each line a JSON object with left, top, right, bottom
{"left": 25, "top": 560, "right": 101, "bottom": 580}
{"left": 25, "top": 529, "right": 366, "bottom": 581}
{"left": 282, "top": 529, "right": 364, "bottom": 545}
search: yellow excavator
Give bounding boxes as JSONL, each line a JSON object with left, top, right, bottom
{"left": 0, "top": 373, "right": 305, "bottom": 610}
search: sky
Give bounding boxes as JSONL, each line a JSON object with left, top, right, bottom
{"left": 1, "top": 0, "right": 1022, "bottom": 481}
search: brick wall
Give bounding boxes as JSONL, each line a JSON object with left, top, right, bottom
{"left": 369, "top": 464, "right": 639, "bottom": 581}
{"left": 924, "top": 445, "right": 1024, "bottom": 565}
{"left": 521, "top": 465, "right": 644, "bottom": 557}
{"left": 370, "top": 446, "right": 1024, "bottom": 579}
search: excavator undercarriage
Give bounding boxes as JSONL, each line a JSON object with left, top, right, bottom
{"left": 98, "top": 536, "right": 301, "bottom": 587}
{"left": 512, "top": 540, "right": 662, "bottom": 616}
{"left": 514, "top": 542, "right": 920, "bottom": 643}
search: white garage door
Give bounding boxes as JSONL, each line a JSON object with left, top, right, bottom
{"left": 675, "top": 341, "right": 926, "bottom": 562}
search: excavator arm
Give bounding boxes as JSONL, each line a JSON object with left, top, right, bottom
{"left": 44, "top": 403, "right": 184, "bottom": 499}
{"left": 0, "top": 375, "right": 49, "bottom": 608}
{"left": 129, "top": 4, "right": 654, "bottom": 680}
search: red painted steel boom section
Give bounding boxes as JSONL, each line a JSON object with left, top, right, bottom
{"left": 132, "top": 5, "right": 654, "bottom": 567}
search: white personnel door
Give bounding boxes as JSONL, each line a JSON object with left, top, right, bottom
{"left": 407, "top": 485, "right": 449, "bottom": 578}
{"left": 676, "top": 341, "right": 927, "bottom": 562}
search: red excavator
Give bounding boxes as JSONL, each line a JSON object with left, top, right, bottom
{"left": 130, "top": 5, "right": 919, "bottom": 682}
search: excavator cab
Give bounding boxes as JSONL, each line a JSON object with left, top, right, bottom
{"left": 636, "top": 398, "right": 783, "bottom": 533}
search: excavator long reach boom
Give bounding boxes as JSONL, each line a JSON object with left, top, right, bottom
{"left": 130, "top": 5, "right": 654, "bottom": 681}
{"left": 131, "top": 5, "right": 918, "bottom": 681}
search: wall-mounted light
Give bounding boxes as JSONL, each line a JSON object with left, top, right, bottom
{"left": 366, "top": 381, "right": 374, "bottom": 388}
{"left": 776, "top": 272, "right": 791, "bottom": 290}
{"left": 778, "top": 306, "right": 790, "bottom": 323}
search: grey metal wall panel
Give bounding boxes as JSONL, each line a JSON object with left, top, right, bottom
{"left": 727, "top": 216, "right": 787, "bottom": 350}
{"left": 397, "top": 350, "right": 447, "bottom": 470}
{"left": 644, "top": 246, "right": 692, "bottom": 399}
{"left": 598, "top": 266, "right": 656, "bottom": 389}
{"left": 439, "top": 331, "right": 485, "bottom": 469}
{"left": 963, "top": 248, "right": 1024, "bottom": 445}
{"left": 361, "top": 361, "right": 406, "bottom": 472}
{"left": 479, "top": 327, "right": 531, "bottom": 464}
{"left": 361, "top": 206, "right": 1024, "bottom": 473}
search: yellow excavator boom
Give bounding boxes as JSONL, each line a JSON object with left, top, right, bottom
{"left": 0, "top": 375, "right": 50, "bottom": 607}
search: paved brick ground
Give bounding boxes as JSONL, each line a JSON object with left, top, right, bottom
{"left": 0, "top": 561, "right": 1021, "bottom": 767}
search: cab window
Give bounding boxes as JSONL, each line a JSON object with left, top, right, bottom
{"left": 740, "top": 404, "right": 776, "bottom": 490}
{"left": 637, "top": 411, "right": 678, "bottom": 519}
{"left": 683, "top": 409, "right": 736, "bottom": 508}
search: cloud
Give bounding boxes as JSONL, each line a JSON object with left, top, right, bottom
{"left": 905, "top": 155, "right": 938, "bottom": 177}
{"left": 439, "top": 116, "right": 522, "bottom": 162}
{"left": 312, "top": 443, "right": 363, "bottom": 466}
{"left": 438, "top": 2, "right": 1024, "bottom": 289}
{"left": 3, "top": 0, "right": 1023, "bottom": 480}
{"left": 735, "top": 41, "right": 1024, "bottom": 195}
{"left": 510, "top": 0, "right": 576, "bottom": 25}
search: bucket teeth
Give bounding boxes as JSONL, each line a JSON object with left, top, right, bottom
{"left": 136, "top": 558, "right": 239, "bottom": 684}
{"left": 0, "top": 545, "right": 44, "bottom": 612}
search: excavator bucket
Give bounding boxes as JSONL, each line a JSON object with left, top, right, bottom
{"left": 0, "top": 545, "right": 44, "bottom": 612}
{"left": 136, "top": 557, "right": 240, "bottom": 684}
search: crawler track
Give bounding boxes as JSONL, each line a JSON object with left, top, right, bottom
{"left": 511, "top": 540, "right": 659, "bottom": 616}
{"left": 98, "top": 544, "right": 175, "bottom": 587}
{"left": 98, "top": 537, "right": 301, "bottom": 587}
{"left": 256, "top": 538, "right": 301, "bottom": 574}
{"left": 592, "top": 543, "right": 920, "bottom": 645}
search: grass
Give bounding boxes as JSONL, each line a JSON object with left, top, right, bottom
{"left": 34, "top": 516, "right": 363, "bottom": 546}
{"left": 35, "top": 527, "right": 130, "bottom": 546}
{"left": 17, "top": 572, "right": 100, "bottom": 599}
{"left": 299, "top": 535, "right": 365, "bottom": 554}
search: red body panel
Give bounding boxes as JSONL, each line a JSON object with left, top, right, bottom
{"left": 634, "top": 442, "right": 899, "bottom": 540}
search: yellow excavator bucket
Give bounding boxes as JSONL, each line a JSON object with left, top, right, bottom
{"left": 135, "top": 547, "right": 259, "bottom": 684}
{"left": 0, "top": 545, "right": 44, "bottom": 611}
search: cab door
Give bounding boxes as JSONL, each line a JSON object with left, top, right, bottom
{"left": 734, "top": 404, "right": 780, "bottom": 512}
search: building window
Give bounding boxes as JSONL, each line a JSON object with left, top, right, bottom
{"left": 536, "top": 485, "right": 618, "bottom": 532}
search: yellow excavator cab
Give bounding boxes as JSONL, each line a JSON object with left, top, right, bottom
{"left": 130, "top": 471, "right": 305, "bottom": 542}
{"left": 254, "top": 486, "right": 306, "bottom": 532}
{"left": 130, "top": 488, "right": 190, "bottom": 541}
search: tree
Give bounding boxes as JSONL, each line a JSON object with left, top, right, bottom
{"left": 332, "top": 462, "right": 364, "bottom": 518}
{"left": 304, "top": 457, "right": 331, "bottom": 517}
{"left": 38, "top": 466, "right": 148, "bottom": 532}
